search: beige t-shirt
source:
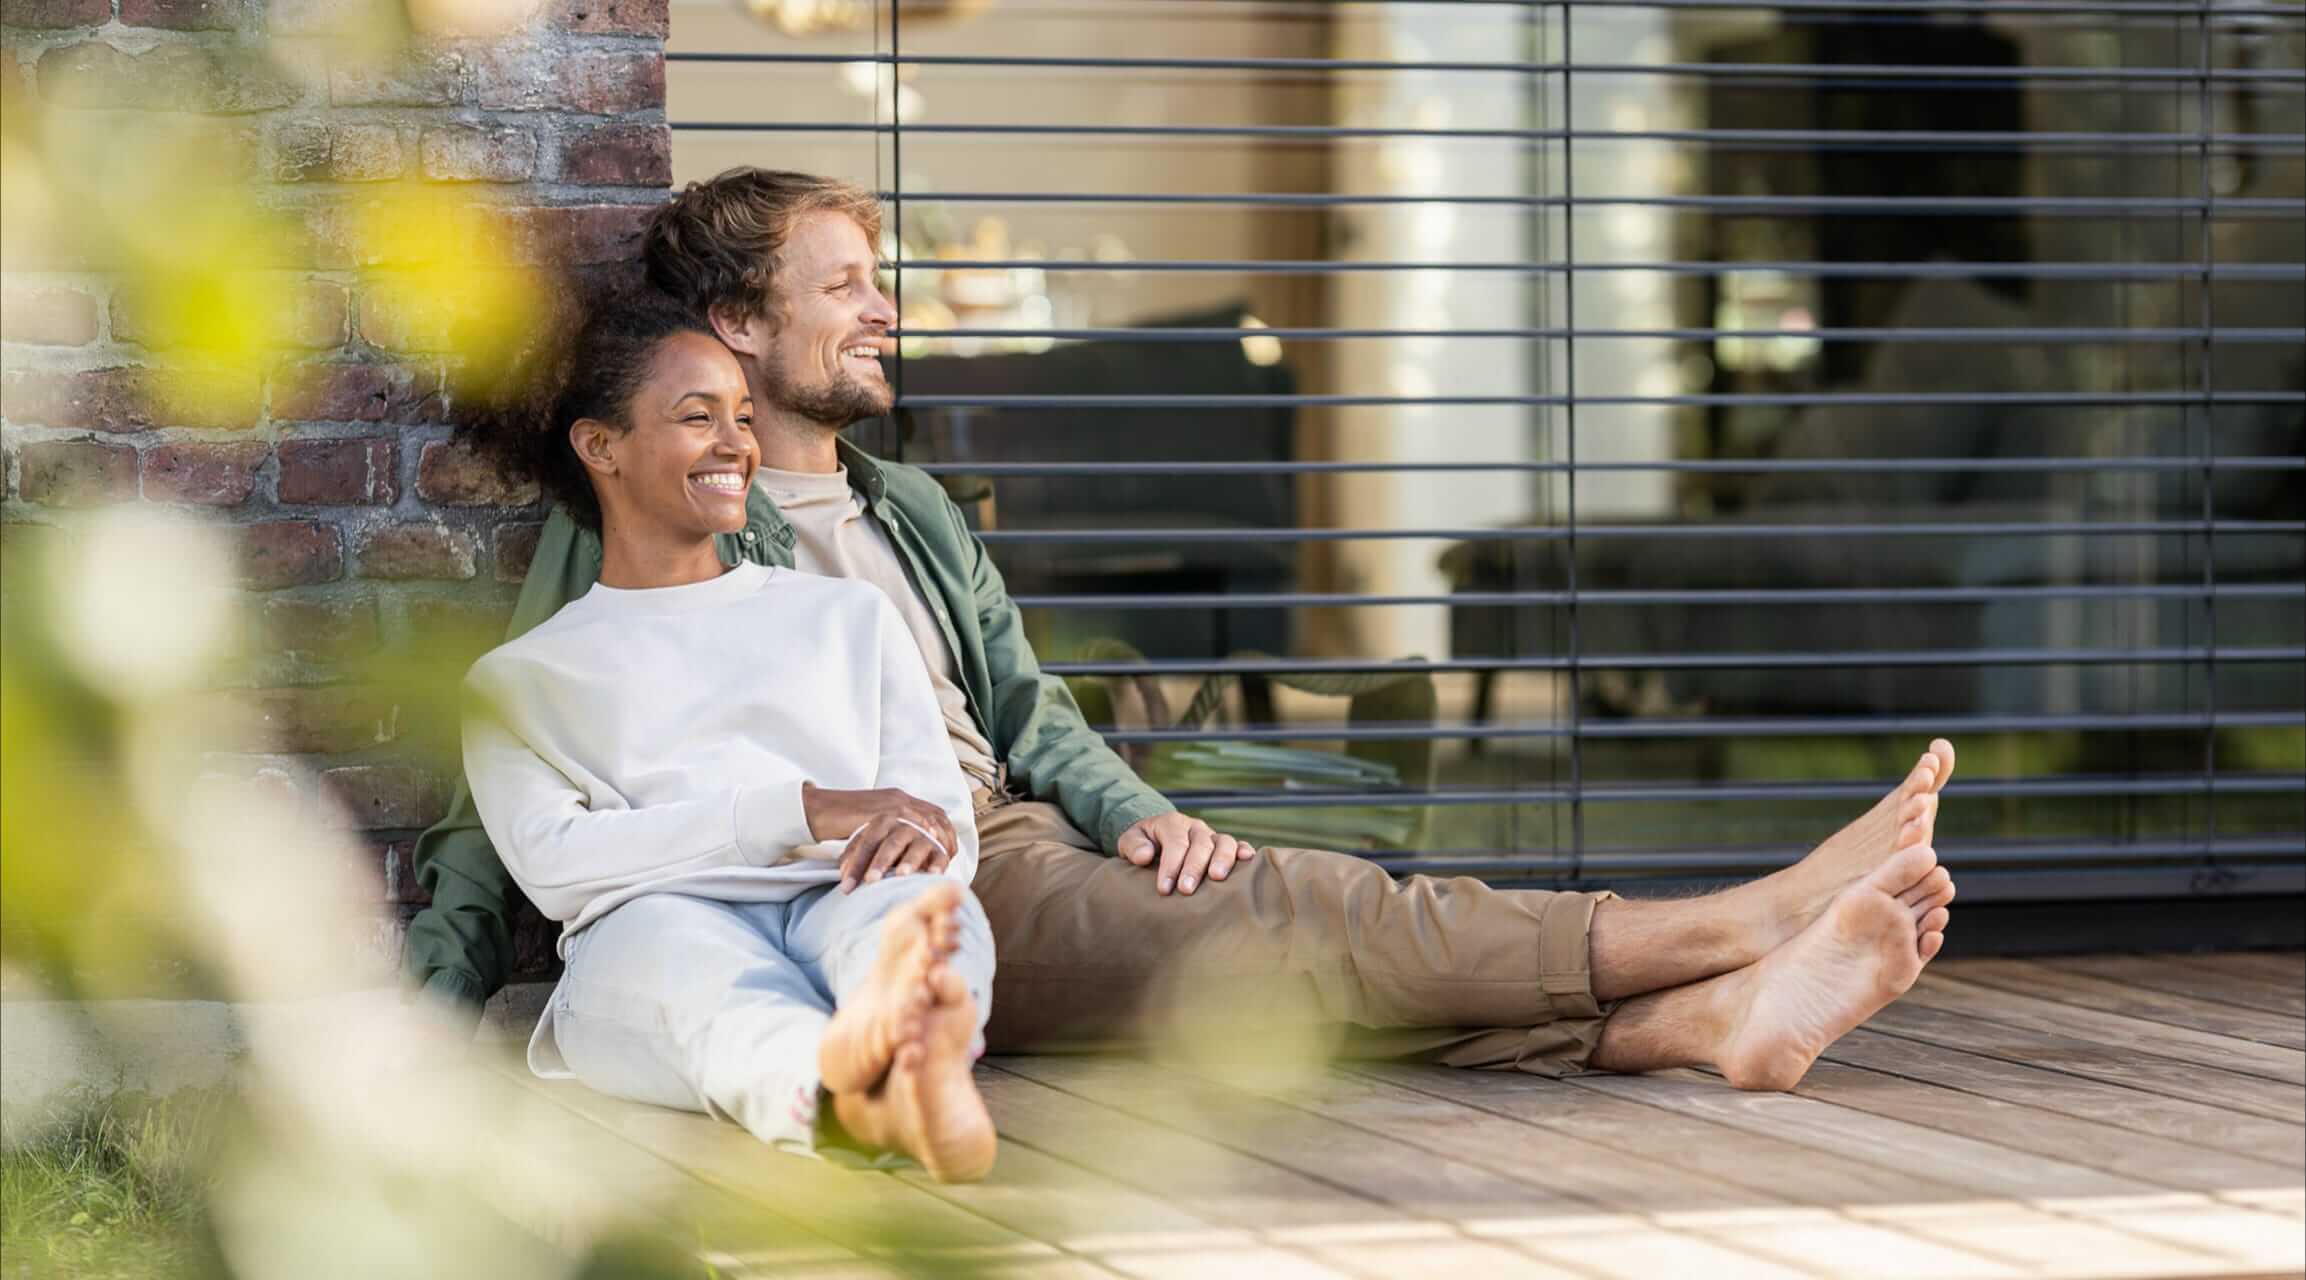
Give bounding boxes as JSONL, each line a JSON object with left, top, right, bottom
{"left": 754, "top": 465, "right": 1003, "bottom": 793}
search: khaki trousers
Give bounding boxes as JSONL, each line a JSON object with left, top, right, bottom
{"left": 970, "top": 793, "right": 1617, "bottom": 1075}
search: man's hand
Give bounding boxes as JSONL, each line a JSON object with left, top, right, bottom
{"left": 837, "top": 813, "right": 954, "bottom": 892}
{"left": 803, "top": 782, "right": 956, "bottom": 854}
{"left": 1117, "top": 813, "right": 1256, "bottom": 896}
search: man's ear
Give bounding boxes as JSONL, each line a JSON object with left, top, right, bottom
{"left": 709, "top": 301, "right": 769, "bottom": 360}
{"left": 569, "top": 417, "right": 621, "bottom": 479}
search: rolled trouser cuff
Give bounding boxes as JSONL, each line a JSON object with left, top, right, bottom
{"left": 1537, "top": 887, "right": 1618, "bottom": 1021}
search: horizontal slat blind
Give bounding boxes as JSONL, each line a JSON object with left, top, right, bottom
{"left": 670, "top": 0, "right": 2305, "bottom": 902}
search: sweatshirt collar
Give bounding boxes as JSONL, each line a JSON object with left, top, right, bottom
{"left": 577, "top": 561, "right": 773, "bottom": 615}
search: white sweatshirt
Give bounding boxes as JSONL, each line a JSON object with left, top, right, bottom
{"left": 461, "top": 561, "right": 979, "bottom": 952}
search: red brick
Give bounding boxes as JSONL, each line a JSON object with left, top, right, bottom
{"left": 262, "top": 595, "right": 381, "bottom": 662}
{"left": 0, "top": 287, "right": 99, "bottom": 345}
{"left": 287, "top": 280, "right": 350, "bottom": 349}
{"left": 2, "top": 368, "right": 151, "bottom": 432}
{"left": 493, "top": 521, "right": 543, "bottom": 583}
{"left": 328, "top": 124, "right": 403, "bottom": 182}
{"left": 321, "top": 764, "right": 447, "bottom": 829}
{"left": 120, "top": 0, "right": 252, "bottom": 29}
{"left": 239, "top": 520, "right": 344, "bottom": 589}
{"left": 416, "top": 439, "right": 537, "bottom": 506}
{"left": 141, "top": 441, "right": 266, "bottom": 506}
{"left": 330, "top": 49, "right": 465, "bottom": 107}
{"left": 516, "top": 203, "right": 654, "bottom": 265}
{"left": 274, "top": 362, "right": 441, "bottom": 424}
{"left": 560, "top": 122, "right": 668, "bottom": 187}
{"left": 550, "top": 0, "right": 666, "bottom": 35}
{"left": 476, "top": 46, "right": 661, "bottom": 114}
{"left": 277, "top": 437, "right": 397, "bottom": 505}
{"left": 244, "top": 685, "right": 399, "bottom": 752}
{"left": 380, "top": 838, "right": 430, "bottom": 905}
{"left": 357, "top": 522, "right": 476, "bottom": 580}
{"left": 419, "top": 124, "right": 536, "bottom": 183}
{"left": 2, "top": 0, "right": 109, "bottom": 28}
{"left": 19, "top": 440, "right": 136, "bottom": 507}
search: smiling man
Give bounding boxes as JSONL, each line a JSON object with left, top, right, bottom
{"left": 406, "top": 168, "right": 1961, "bottom": 1091}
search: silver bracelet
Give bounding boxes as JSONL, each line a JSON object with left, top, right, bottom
{"left": 889, "top": 816, "right": 950, "bottom": 860}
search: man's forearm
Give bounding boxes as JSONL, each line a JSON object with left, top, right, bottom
{"left": 402, "top": 833, "right": 519, "bottom": 1014}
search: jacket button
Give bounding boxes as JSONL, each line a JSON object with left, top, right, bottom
{"left": 741, "top": 530, "right": 757, "bottom": 542}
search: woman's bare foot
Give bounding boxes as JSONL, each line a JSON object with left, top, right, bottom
{"left": 818, "top": 882, "right": 963, "bottom": 1096}
{"left": 1716, "top": 844, "right": 1949, "bottom": 1092}
{"left": 1740, "top": 739, "right": 1955, "bottom": 948}
{"left": 831, "top": 964, "right": 997, "bottom": 1182}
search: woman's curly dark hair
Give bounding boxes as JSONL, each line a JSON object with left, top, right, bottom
{"left": 454, "top": 282, "right": 718, "bottom": 530}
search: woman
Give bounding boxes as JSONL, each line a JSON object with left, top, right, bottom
{"left": 457, "top": 288, "right": 997, "bottom": 1181}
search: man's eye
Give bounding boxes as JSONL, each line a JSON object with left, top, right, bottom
{"left": 736, "top": 414, "right": 753, "bottom": 426}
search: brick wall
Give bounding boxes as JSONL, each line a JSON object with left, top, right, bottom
{"left": 0, "top": 0, "right": 670, "bottom": 973}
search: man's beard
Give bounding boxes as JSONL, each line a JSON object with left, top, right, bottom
{"left": 763, "top": 350, "right": 892, "bottom": 428}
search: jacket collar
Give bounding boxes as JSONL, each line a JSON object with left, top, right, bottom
{"left": 749, "top": 435, "right": 891, "bottom": 548}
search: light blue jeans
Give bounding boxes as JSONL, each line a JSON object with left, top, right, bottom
{"left": 531, "top": 876, "right": 996, "bottom": 1152}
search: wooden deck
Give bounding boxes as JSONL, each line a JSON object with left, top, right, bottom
{"left": 487, "top": 952, "right": 2306, "bottom": 1279}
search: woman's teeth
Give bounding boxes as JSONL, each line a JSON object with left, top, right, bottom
{"left": 692, "top": 473, "right": 745, "bottom": 493}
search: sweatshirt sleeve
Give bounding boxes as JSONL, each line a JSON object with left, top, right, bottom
{"left": 460, "top": 659, "right": 815, "bottom": 923}
{"left": 867, "top": 595, "right": 980, "bottom": 872}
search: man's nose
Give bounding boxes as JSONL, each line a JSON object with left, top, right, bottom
{"left": 860, "top": 284, "right": 897, "bottom": 328}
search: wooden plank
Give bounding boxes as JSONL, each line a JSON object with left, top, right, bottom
{"left": 2047, "top": 955, "right": 2305, "bottom": 1020}
{"left": 476, "top": 1046, "right": 861, "bottom": 1269}
{"left": 1790, "top": 1057, "right": 2304, "bottom": 1192}
{"left": 1000, "top": 1056, "right": 1585, "bottom": 1228}
{"left": 1569, "top": 1070, "right": 2152, "bottom": 1201}
{"left": 1250, "top": 1065, "right": 1785, "bottom": 1212}
{"left": 1841, "top": 1200, "right": 2237, "bottom": 1279}
{"left": 1865, "top": 999, "right": 2306, "bottom": 1124}
{"left": 1094, "top": 1246, "right": 1357, "bottom": 1280}
{"left": 2160, "top": 955, "right": 2306, "bottom": 1016}
{"left": 1937, "top": 958, "right": 2306, "bottom": 1050}
{"left": 488, "top": 1055, "right": 1046, "bottom": 1260}
{"left": 976, "top": 1061, "right": 1410, "bottom": 1234}
{"left": 1331, "top": 1066, "right": 2199, "bottom": 1277}
{"left": 1662, "top": 1208, "right": 2028, "bottom": 1279}
{"left": 1469, "top": 1218, "right": 1822, "bottom": 1280}
{"left": 1354, "top": 1062, "right": 1969, "bottom": 1210}
{"left": 1300, "top": 1235, "right": 1591, "bottom": 1280}
{"left": 894, "top": 1134, "right": 1233, "bottom": 1257}
{"left": 2185, "top": 952, "right": 2306, "bottom": 987}
{"left": 1825, "top": 1027, "right": 2306, "bottom": 1170}
{"left": 1906, "top": 974, "right": 2306, "bottom": 1092}
{"left": 2035, "top": 1193, "right": 2306, "bottom": 1274}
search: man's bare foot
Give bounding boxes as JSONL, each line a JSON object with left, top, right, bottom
{"left": 1716, "top": 844, "right": 1949, "bottom": 1092}
{"left": 818, "top": 883, "right": 963, "bottom": 1096}
{"left": 1740, "top": 738, "right": 1955, "bottom": 947}
{"left": 831, "top": 964, "right": 997, "bottom": 1182}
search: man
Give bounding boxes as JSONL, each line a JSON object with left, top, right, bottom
{"left": 408, "top": 167, "right": 1959, "bottom": 1087}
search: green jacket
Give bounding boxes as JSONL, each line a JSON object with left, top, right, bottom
{"left": 402, "top": 440, "right": 1175, "bottom": 1009}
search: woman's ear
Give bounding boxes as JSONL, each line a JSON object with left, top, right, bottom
{"left": 570, "top": 417, "right": 620, "bottom": 478}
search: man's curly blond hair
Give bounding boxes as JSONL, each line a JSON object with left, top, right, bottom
{"left": 642, "top": 167, "right": 884, "bottom": 328}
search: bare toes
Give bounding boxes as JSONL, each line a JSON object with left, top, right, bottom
{"left": 1919, "top": 930, "right": 1946, "bottom": 961}
{"left": 1901, "top": 868, "right": 1953, "bottom": 912}
{"left": 1929, "top": 739, "right": 1957, "bottom": 791}
{"left": 1918, "top": 905, "right": 1950, "bottom": 935}
{"left": 1867, "top": 843, "right": 1938, "bottom": 897}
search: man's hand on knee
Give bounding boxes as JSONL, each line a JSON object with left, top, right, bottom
{"left": 1117, "top": 813, "right": 1256, "bottom": 896}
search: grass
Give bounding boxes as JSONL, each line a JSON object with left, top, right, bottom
{"left": 0, "top": 1092, "right": 227, "bottom": 1280}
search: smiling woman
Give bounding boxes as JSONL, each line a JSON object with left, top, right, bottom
{"left": 453, "top": 287, "right": 755, "bottom": 553}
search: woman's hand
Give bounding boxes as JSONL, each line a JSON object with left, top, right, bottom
{"left": 802, "top": 782, "right": 955, "bottom": 846}
{"left": 837, "top": 812, "right": 954, "bottom": 891}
